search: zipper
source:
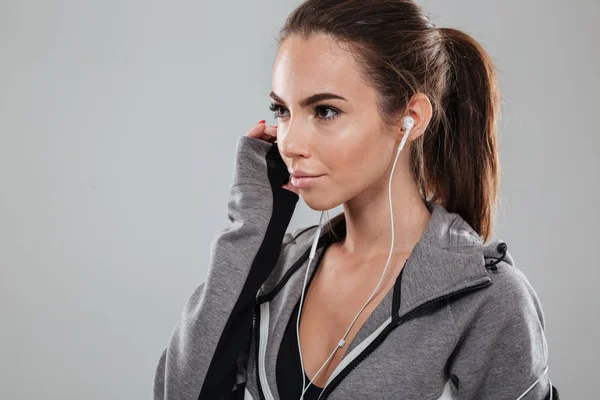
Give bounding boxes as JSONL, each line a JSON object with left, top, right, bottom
{"left": 253, "top": 305, "right": 266, "bottom": 400}
{"left": 254, "top": 302, "right": 278, "bottom": 400}
{"left": 316, "top": 279, "right": 491, "bottom": 399}
{"left": 259, "top": 303, "right": 276, "bottom": 400}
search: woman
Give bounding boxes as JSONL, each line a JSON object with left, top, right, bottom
{"left": 154, "top": 0, "right": 560, "bottom": 399}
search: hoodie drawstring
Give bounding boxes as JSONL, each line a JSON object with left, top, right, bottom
{"left": 485, "top": 242, "right": 508, "bottom": 271}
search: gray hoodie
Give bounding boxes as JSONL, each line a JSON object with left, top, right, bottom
{"left": 153, "top": 136, "right": 559, "bottom": 400}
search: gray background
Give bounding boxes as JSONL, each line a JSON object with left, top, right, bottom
{"left": 1, "top": 0, "right": 597, "bottom": 398}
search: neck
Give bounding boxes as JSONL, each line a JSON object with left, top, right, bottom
{"left": 335, "top": 169, "right": 431, "bottom": 263}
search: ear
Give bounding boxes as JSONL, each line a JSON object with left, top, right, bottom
{"left": 395, "top": 92, "right": 433, "bottom": 142}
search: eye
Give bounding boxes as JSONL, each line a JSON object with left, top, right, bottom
{"left": 269, "top": 103, "right": 289, "bottom": 119}
{"left": 314, "top": 105, "right": 340, "bottom": 121}
{"left": 268, "top": 102, "right": 342, "bottom": 121}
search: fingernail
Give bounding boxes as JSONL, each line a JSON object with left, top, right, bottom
{"left": 257, "top": 120, "right": 265, "bottom": 124}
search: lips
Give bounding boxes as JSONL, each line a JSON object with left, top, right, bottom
{"left": 290, "top": 169, "right": 323, "bottom": 178}
{"left": 290, "top": 175, "right": 324, "bottom": 188}
{"left": 292, "top": 174, "right": 322, "bottom": 178}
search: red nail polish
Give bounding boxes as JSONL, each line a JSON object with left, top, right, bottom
{"left": 257, "top": 120, "right": 265, "bottom": 124}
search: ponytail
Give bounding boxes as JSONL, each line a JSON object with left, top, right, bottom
{"left": 422, "top": 28, "right": 501, "bottom": 243}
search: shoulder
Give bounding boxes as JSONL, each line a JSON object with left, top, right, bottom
{"left": 487, "top": 263, "right": 545, "bottom": 328}
{"left": 449, "top": 255, "right": 547, "bottom": 341}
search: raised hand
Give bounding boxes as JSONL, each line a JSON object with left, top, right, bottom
{"left": 245, "top": 121, "right": 299, "bottom": 195}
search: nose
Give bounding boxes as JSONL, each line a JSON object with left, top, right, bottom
{"left": 277, "top": 123, "right": 312, "bottom": 161}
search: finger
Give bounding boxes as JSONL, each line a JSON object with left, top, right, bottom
{"left": 263, "top": 125, "right": 278, "bottom": 139}
{"left": 259, "top": 130, "right": 277, "bottom": 143}
{"left": 245, "top": 120, "right": 267, "bottom": 138}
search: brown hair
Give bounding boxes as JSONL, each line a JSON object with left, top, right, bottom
{"left": 277, "top": 0, "right": 501, "bottom": 243}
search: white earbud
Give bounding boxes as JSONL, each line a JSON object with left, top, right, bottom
{"left": 296, "top": 115, "right": 416, "bottom": 399}
{"left": 398, "top": 115, "right": 415, "bottom": 154}
{"left": 401, "top": 115, "right": 415, "bottom": 130}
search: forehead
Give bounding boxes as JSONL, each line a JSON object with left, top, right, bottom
{"left": 272, "top": 34, "right": 364, "bottom": 101}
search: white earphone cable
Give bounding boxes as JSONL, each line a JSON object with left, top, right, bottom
{"left": 296, "top": 116, "right": 414, "bottom": 399}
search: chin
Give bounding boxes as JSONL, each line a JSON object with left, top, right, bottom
{"left": 301, "top": 192, "right": 340, "bottom": 212}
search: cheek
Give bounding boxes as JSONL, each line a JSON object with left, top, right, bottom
{"left": 324, "top": 139, "right": 378, "bottom": 186}
{"left": 320, "top": 122, "right": 391, "bottom": 186}
{"left": 343, "top": 142, "right": 393, "bottom": 189}
{"left": 324, "top": 141, "right": 359, "bottom": 173}
{"left": 327, "top": 129, "right": 369, "bottom": 169}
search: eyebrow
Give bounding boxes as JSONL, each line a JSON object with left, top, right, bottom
{"left": 269, "top": 91, "right": 348, "bottom": 108}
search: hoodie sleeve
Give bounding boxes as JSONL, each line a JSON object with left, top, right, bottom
{"left": 153, "top": 136, "right": 300, "bottom": 400}
{"left": 447, "top": 265, "right": 557, "bottom": 400}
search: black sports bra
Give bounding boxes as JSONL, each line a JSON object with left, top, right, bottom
{"left": 276, "top": 242, "right": 333, "bottom": 399}
{"left": 276, "top": 298, "right": 324, "bottom": 399}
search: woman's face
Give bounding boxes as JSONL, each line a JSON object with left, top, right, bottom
{"left": 272, "top": 33, "right": 401, "bottom": 211}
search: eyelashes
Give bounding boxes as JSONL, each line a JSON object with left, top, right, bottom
{"left": 268, "top": 102, "right": 342, "bottom": 122}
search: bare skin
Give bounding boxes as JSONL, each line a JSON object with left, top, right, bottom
{"left": 247, "top": 32, "right": 433, "bottom": 387}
